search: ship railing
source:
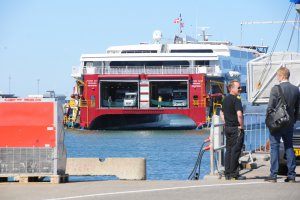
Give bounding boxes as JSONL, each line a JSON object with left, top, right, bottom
{"left": 71, "top": 65, "right": 222, "bottom": 77}
{"left": 209, "top": 113, "right": 269, "bottom": 175}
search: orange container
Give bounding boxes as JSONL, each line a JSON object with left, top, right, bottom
{"left": 0, "top": 98, "right": 66, "bottom": 175}
{"left": 0, "top": 98, "right": 56, "bottom": 147}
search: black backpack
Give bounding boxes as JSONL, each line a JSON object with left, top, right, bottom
{"left": 265, "top": 85, "right": 290, "bottom": 133}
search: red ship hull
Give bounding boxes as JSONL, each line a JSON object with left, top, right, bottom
{"left": 71, "top": 73, "right": 222, "bottom": 130}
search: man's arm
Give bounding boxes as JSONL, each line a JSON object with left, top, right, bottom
{"left": 237, "top": 110, "right": 244, "bottom": 129}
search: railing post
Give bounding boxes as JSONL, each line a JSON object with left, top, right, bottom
{"left": 210, "top": 120, "right": 215, "bottom": 175}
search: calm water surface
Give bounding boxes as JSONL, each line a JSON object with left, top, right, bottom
{"left": 65, "top": 129, "right": 210, "bottom": 180}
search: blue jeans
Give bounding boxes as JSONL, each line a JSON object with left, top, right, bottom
{"left": 269, "top": 124, "right": 296, "bottom": 179}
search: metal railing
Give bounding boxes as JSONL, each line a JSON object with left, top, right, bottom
{"left": 244, "top": 113, "right": 269, "bottom": 153}
{"left": 71, "top": 65, "right": 222, "bottom": 77}
{"left": 209, "top": 113, "right": 269, "bottom": 175}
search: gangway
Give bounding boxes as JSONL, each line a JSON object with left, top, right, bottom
{"left": 247, "top": 52, "right": 300, "bottom": 104}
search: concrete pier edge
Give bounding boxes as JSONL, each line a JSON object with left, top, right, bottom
{"left": 66, "top": 157, "right": 146, "bottom": 180}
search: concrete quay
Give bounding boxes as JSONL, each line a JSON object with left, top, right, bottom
{"left": 0, "top": 153, "right": 299, "bottom": 200}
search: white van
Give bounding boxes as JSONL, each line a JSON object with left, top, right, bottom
{"left": 172, "top": 89, "right": 187, "bottom": 107}
{"left": 123, "top": 92, "right": 137, "bottom": 107}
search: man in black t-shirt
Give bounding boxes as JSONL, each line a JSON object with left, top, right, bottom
{"left": 220, "top": 80, "right": 246, "bottom": 180}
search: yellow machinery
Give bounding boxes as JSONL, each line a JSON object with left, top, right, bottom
{"left": 64, "top": 80, "right": 85, "bottom": 128}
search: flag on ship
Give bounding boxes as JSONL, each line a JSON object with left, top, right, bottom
{"left": 173, "top": 14, "right": 184, "bottom": 33}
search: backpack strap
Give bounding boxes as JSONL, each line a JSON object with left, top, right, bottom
{"left": 276, "top": 85, "right": 287, "bottom": 106}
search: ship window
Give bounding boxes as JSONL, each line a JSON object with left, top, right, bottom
{"left": 241, "top": 51, "right": 248, "bottom": 58}
{"left": 230, "top": 50, "right": 255, "bottom": 59}
{"left": 247, "top": 52, "right": 255, "bottom": 59}
{"left": 222, "top": 60, "right": 231, "bottom": 69}
{"left": 170, "top": 49, "right": 213, "bottom": 53}
{"left": 84, "top": 61, "right": 93, "bottom": 66}
{"left": 256, "top": 47, "right": 268, "bottom": 53}
{"left": 241, "top": 66, "right": 247, "bottom": 74}
{"left": 230, "top": 50, "right": 240, "bottom": 58}
{"left": 84, "top": 61, "right": 102, "bottom": 67}
{"left": 91, "top": 95, "right": 95, "bottom": 107}
{"left": 110, "top": 61, "right": 189, "bottom": 67}
{"left": 195, "top": 60, "right": 209, "bottom": 66}
{"left": 121, "top": 50, "right": 157, "bottom": 53}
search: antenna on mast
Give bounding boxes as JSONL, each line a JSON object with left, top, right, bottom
{"left": 197, "top": 27, "right": 212, "bottom": 41}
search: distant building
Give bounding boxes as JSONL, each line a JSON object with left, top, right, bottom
{"left": 28, "top": 90, "right": 66, "bottom": 102}
{"left": 0, "top": 92, "right": 17, "bottom": 98}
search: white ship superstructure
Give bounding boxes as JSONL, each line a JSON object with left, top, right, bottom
{"left": 69, "top": 32, "right": 266, "bottom": 130}
{"left": 73, "top": 32, "right": 266, "bottom": 89}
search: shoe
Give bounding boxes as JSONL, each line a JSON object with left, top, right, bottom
{"left": 225, "top": 176, "right": 231, "bottom": 180}
{"left": 231, "top": 175, "right": 246, "bottom": 180}
{"left": 264, "top": 176, "right": 277, "bottom": 183}
{"left": 284, "top": 177, "right": 296, "bottom": 183}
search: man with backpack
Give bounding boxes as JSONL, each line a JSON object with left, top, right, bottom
{"left": 264, "top": 66, "right": 300, "bottom": 183}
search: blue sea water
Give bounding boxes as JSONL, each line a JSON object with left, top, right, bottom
{"left": 65, "top": 129, "right": 211, "bottom": 180}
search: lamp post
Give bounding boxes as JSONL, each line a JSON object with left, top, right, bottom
{"left": 8, "top": 75, "right": 11, "bottom": 94}
{"left": 37, "top": 79, "right": 40, "bottom": 94}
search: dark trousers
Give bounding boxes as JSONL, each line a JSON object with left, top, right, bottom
{"left": 224, "top": 127, "right": 244, "bottom": 178}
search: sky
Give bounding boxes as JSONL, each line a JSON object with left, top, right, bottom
{"left": 0, "top": 0, "right": 299, "bottom": 98}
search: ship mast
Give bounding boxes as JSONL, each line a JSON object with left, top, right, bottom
{"left": 173, "top": 14, "right": 184, "bottom": 34}
{"left": 197, "top": 27, "right": 212, "bottom": 41}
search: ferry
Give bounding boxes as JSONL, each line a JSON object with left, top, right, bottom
{"left": 66, "top": 30, "right": 267, "bottom": 130}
